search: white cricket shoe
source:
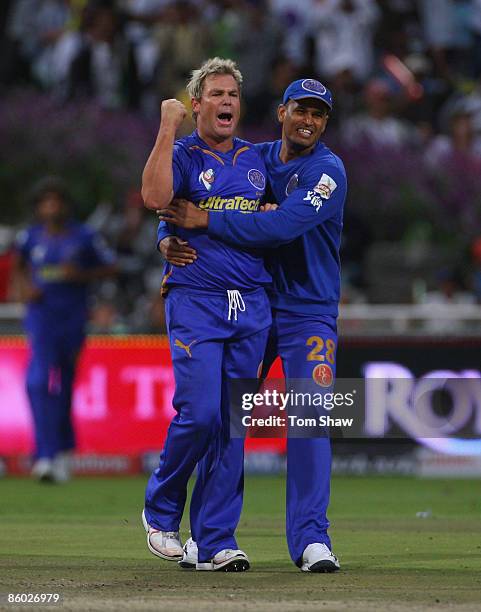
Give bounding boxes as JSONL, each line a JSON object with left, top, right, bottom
{"left": 31, "top": 459, "right": 55, "bottom": 483}
{"left": 141, "top": 510, "right": 183, "bottom": 561}
{"left": 52, "top": 452, "right": 72, "bottom": 483}
{"left": 179, "top": 537, "right": 198, "bottom": 569}
{"left": 301, "top": 543, "right": 340, "bottom": 573}
{"left": 196, "top": 548, "right": 250, "bottom": 572}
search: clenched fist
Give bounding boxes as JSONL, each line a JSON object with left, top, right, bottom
{"left": 160, "top": 99, "right": 187, "bottom": 130}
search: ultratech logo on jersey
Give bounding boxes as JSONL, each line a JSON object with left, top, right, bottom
{"left": 198, "top": 196, "right": 260, "bottom": 212}
{"left": 199, "top": 168, "right": 215, "bottom": 191}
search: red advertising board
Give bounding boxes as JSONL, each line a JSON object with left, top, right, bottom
{"left": 0, "top": 336, "right": 284, "bottom": 467}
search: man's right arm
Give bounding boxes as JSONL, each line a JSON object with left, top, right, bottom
{"left": 10, "top": 255, "right": 37, "bottom": 302}
{"left": 141, "top": 99, "right": 187, "bottom": 210}
{"left": 157, "top": 220, "right": 197, "bottom": 266}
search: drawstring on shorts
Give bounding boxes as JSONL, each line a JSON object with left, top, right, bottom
{"left": 227, "top": 290, "right": 246, "bottom": 321}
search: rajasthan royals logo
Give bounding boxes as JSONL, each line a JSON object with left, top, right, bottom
{"left": 247, "top": 169, "right": 266, "bottom": 191}
{"left": 301, "top": 79, "right": 327, "bottom": 96}
{"left": 199, "top": 168, "right": 215, "bottom": 191}
{"left": 286, "top": 173, "right": 299, "bottom": 196}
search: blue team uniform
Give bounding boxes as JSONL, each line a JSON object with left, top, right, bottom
{"left": 206, "top": 138, "right": 347, "bottom": 565}
{"left": 145, "top": 130, "right": 271, "bottom": 562}
{"left": 15, "top": 222, "right": 115, "bottom": 461}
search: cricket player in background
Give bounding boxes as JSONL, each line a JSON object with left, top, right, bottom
{"left": 159, "top": 78, "right": 346, "bottom": 572}
{"left": 12, "top": 177, "right": 117, "bottom": 483}
{"left": 141, "top": 58, "right": 272, "bottom": 571}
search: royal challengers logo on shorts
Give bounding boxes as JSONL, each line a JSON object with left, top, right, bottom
{"left": 312, "top": 363, "right": 334, "bottom": 387}
{"left": 199, "top": 168, "right": 215, "bottom": 191}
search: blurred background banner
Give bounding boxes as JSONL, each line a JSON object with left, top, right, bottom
{"left": 2, "top": 333, "right": 481, "bottom": 475}
{"left": 0, "top": 336, "right": 176, "bottom": 457}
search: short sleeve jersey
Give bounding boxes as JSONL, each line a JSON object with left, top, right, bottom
{"left": 15, "top": 221, "right": 115, "bottom": 328}
{"left": 161, "top": 130, "right": 271, "bottom": 292}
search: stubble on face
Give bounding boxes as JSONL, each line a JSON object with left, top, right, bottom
{"left": 192, "top": 74, "right": 241, "bottom": 151}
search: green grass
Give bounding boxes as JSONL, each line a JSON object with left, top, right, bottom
{"left": 1, "top": 475, "right": 481, "bottom": 610}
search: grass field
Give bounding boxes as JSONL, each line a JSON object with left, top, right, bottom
{"left": 1, "top": 475, "right": 481, "bottom": 611}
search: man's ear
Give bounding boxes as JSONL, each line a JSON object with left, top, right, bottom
{"left": 191, "top": 97, "right": 200, "bottom": 116}
{"left": 277, "top": 103, "right": 286, "bottom": 124}
{"left": 321, "top": 114, "right": 329, "bottom": 134}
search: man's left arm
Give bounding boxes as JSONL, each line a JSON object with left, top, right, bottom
{"left": 208, "top": 166, "right": 346, "bottom": 248}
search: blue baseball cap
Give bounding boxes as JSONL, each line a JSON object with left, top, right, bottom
{"left": 282, "top": 78, "right": 333, "bottom": 110}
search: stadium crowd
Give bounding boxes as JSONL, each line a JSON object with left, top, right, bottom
{"left": 2, "top": 0, "right": 481, "bottom": 332}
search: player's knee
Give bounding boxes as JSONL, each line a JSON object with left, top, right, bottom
{"left": 192, "top": 411, "right": 221, "bottom": 434}
{"left": 186, "top": 402, "right": 221, "bottom": 435}
{"left": 26, "top": 369, "right": 49, "bottom": 395}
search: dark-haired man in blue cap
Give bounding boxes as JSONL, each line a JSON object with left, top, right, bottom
{"left": 158, "top": 78, "right": 347, "bottom": 572}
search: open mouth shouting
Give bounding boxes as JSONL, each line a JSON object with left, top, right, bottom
{"left": 217, "top": 112, "right": 233, "bottom": 128}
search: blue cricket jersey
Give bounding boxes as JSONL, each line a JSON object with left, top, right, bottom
{"left": 207, "top": 139, "right": 347, "bottom": 316}
{"left": 15, "top": 222, "right": 115, "bottom": 331}
{"left": 158, "top": 130, "right": 271, "bottom": 292}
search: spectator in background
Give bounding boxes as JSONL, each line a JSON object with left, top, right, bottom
{"left": 326, "top": 66, "right": 363, "bottom": 129}
{"left": 450, "top": 0, "right": 476, "bottom": 79}
{"left": 418, "top": 0, "right": 473, "bottom": 82}
{"left": 1, "top": 0, "right": 71, "bottom": 87}
{"left": 11, "top": 177, "right": 117, "bottom": 482}
{"left": 67, "top": 1, "right": 140, "bottom": 109}
{"left": 30, "top": 0, "right": 73, "bottom": 88}
{"left": 270, "top": 0, "right": 313, "bottom": 68}
{"left": 425, "top": 108, "right": 481, "bottom": 166}
{"left": 470, "top": 0, "right": 481, "bottom": 77}
{"left": 344, "top": 78, "right": 417, "bottom": 147}
{"left": 152, "top": 1, "right": 209, "bottom": 100}
{"left": 397, "top": 53, "right": 447, "bottom": 142}
{"left": 263, "top": 56, "right": 301, "bottom": 133}
{"left": 374, "top": 0, "right": 421, "bottom": 58}
{"left": 205, "top": 0, "right": 242, "bottom": 60}
{"left": 107, "top": 189, "right": 158, "bottom": 321}
{"left": 232, "top": 0, "right": 282, "bottom": 124}
{"left": 311, "top": 0, "right": 380, "bottom": 84}
{"left": 120, "top": 0, "right": 169, "bottom": 114}
{"left": 457, "top": 72, "right": 481, "bottom": 134}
